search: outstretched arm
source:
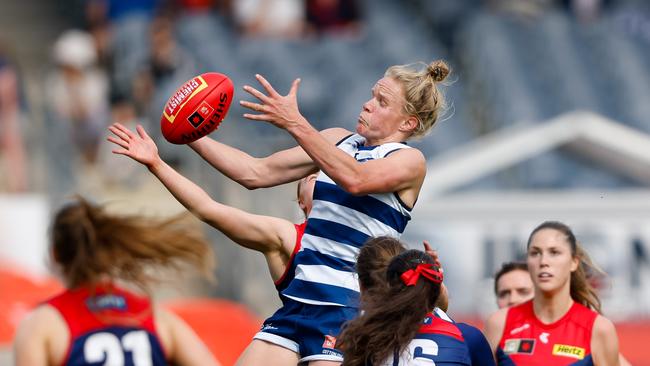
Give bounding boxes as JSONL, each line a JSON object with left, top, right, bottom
{"left": 108, "top": 123, "right": 297, "bottom": 257}
{"left": 241, "top": 75, "right": 426, "bottom": 199}
{"left": 188, "top": 135, "right": 321, "bottom": 189}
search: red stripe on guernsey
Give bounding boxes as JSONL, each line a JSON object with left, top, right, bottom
{"left": 499, "top": 300, "right": 598, "bottom": 365}
{"left": 46, "top": 283, "right": 162, "bottom": 365}
{"left": 418, "top": 313, "right": 465, "bottom": 342}
{"left": 274, "top": 221, "right": 307, "bottom": 287}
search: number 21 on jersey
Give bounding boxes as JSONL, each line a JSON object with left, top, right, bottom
{"left": 84, "top": 330, "right": 153, "bottom": 366}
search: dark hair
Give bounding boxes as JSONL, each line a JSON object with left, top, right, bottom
{"left": 51, "top": 196, "right": 215, "bottom": 291}
{"left": 527, "top": 221, "right": 604, "bottom": 313}
{"left": 494, "top": 261, "right": 529, "bottom": 295}
{"left": 356, "top": 236, "right": 407, "bottom": 294}
{"left": 339, "top": 249, "right": 441, "bottom": 366}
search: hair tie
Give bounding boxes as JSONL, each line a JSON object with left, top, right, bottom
{"left": 400, "top": 263, "right": 443, "bottom": 286}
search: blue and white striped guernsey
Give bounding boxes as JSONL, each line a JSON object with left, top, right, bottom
{"left": 281, "top": 134, "right": 413, "bottom": 307}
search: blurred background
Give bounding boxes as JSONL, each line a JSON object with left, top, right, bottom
{"left": 1, "top": 0, "right": 650, "bottom": 364}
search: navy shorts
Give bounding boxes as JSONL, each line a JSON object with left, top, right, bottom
{"left": 253, "top": 299, "right": 358, "bottom": 363}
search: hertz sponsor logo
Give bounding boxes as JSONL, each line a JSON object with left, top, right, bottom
{"left": 552, "top": 344, "right": 585, "bottom": 359}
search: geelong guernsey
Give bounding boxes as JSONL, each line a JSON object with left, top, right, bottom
{"left": 281, "top": 134, "right": 413, "bottom": 307}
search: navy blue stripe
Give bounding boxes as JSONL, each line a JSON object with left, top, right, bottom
{"left": 282, "top": 278, "right": 360, "bottom": 307}
{"left": 397, "top": 333, "right": 472, "bottom": 364}
{"left": 305, "top": 218, "right": 370, "bottom": 248}
{"left": 335, "top": 133, "right": 355, "bottom": 146}
{"left": 393, "top": 192, "right": 414, "bottom": 212}
{"left": 357, "top": 145, "right": 378, "bottom": 151}
{"left": 313, "top": 181, "right": 410, "bottom": 232}
{"left": 496, "top": 348, "right": 516, "bottom": 366}
{"left": 570, "top": 355, "right": 594, "bottom": 366}
{"left": 293, "top": 247, "right": 356, "bottom": 272}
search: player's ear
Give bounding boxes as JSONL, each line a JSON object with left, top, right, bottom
{"left": 400, "top": 116, "right": 418, "bottom": 133}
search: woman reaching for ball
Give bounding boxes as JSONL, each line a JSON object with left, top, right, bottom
{"left": 108, "top": 121, "right": 318, "bottom": 299}
{"left": 177, "top": 61, "right": 452, "bottom": 366}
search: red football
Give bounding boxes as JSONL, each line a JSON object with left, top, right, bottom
{"left": 160, "top": 72, "right": 234, "bottom": 144}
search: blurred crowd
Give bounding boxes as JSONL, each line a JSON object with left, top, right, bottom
{"left": 2, "top": 0, "right": 650, "bottom": 198}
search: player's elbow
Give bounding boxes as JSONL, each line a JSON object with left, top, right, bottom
{"left": 239, "top": 180, "right": 262, "bottom": 190}
{"left": 339, "top": 177, "right": 368, "bottom": 196}
{"left": 238, "top": 160, "right": 275, "bottom": 190}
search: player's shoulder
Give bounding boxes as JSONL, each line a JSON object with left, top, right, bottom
{"left": 592, "top": 314, "right": 616, "bottom": 338}
{"left": 15, "top": 304, "right": 68, "bottom": 342}
{"left": 321, "top": 127, "right": 353, "bottom": 143}
{"left": 486, "top": 306, "right": 509, "bottom": 328}
{"left": 456, "top": 322, "right": 483, "bottom": 336}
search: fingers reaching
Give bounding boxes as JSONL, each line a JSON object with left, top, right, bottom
{"left": 289, "top": 78, "right": 301, "bottom": 97}
{"left": 423, "top": 240, "right": 433, "bottom": 252}
{"left": 240, "top": 74, "right": 303, "bottom": 128}
{"left": 243, "top": 84, "right": 270, "bottom": 104}
{"left": 423, "top": 240, "right": 443, "bottom": 272}
{"left": 255, "top": 74, "right": 279, "bottom": 97}
{"left": 136, "top": 124, "right": 150, "bottom": 140}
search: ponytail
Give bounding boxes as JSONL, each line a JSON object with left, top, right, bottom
{"left": 51, "top": 196, "right": 215, "bottom": 291}
{"left": 339, "top": 249, "right": 442, "bottom": 366}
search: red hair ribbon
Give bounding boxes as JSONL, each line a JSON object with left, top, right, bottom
{"left": 400, "top": 263, "right": 444, "bottom": 286}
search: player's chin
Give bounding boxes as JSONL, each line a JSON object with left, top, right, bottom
{"left": 355, "top": 123, "right": 366, "bottom": 135}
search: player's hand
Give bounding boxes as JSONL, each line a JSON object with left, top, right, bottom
{"left": 240, "top": 74, "right": 304, "bottom": 130}
{"left": 423, "top": 240, "right": 444, "bottom": 273}
{"left": 108, "top": 123, "right": 161, "bottom": 168}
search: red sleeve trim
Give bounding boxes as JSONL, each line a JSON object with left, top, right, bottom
{"left": 273, "top": 221, "right": 306, "bottom": 286}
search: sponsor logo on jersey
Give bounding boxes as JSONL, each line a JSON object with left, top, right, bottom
{"left": 504, "top": 339, "right": 535, "bottom": 354}
{"left": 552, "top": 344, "right": 586, "bottom": 359}
{"left": 510, "top": 323, "right": 530, "bottom": 335}
{"left": 539, "top": 332, "right": 550, "bottom": 344}
{"left": 86, "top": 295, "right": 126, "bottom": 311}
{"left": 323, "top": 335, "right": 337, "bottom": 349}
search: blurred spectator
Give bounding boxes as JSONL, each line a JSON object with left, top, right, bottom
{"left": 232, "top": 0, "right": 306, "bottom": 39}
{"left": 176, "top": 0, "right": 219, "bottom": 13}
{"left": 45, "top": 30, "right": 110, "bottom": 166}
{"left": 86, "top": 0, "right": 161, "bottom": 23}
{"left": 0, "top": 41, "right": 28, "bottom": 192}
{"left": 85, "top": 0, "right": 163, "bottom": 99}
{"left": 561, "top": 0, "right": 613, "bottom": 23}
{"left": 486, "top": 0, "right": 556, "bottom": 20}
{"left": 613, "top": 1, "right": 650, "bottom": 43}
{"left": 305, "top": 0, "right": 363, "bottom": 37}
{"left": 132, "top": 15, "right": 197, "bottom": 127}
{"left": 97, "top": 93, "right": 144, "bottom": 187}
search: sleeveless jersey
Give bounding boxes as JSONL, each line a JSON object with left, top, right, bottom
{"left": 497, "top": 300, "right": 598, "bottom": 366}
{"left": 274, "top": 221, "right": 307, "bottom": 295}
{"left": 47, "top": 284, "right": 167, "bottom": 366}
{"left": 281, "top": 134, "right": 413, "bottom": 307}
{"left": 381, "top": 312, "right": 494, "bottom": 366}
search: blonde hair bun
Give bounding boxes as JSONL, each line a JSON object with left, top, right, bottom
{"left": 428, "top": 60, "right": 450, "bottom": 82}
